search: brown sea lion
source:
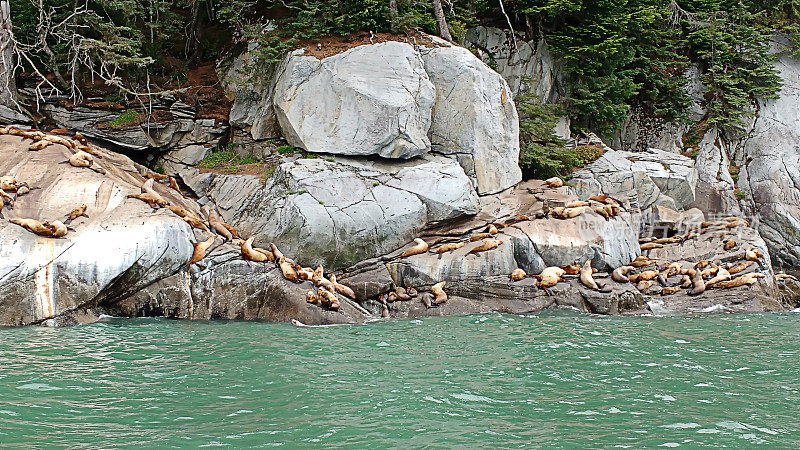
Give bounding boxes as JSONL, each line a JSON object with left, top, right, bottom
{"left": 435, "top": 242, "right": 465, "bottom": 253}
{"left": 539, "top": 267, "right": 566, "bottom": 289}
{"left": 297, "top": 267, "right": 315, "bottom": 281}
{"left": 127, "top": 192, "right": 169, "bottom": 208}
{"left": 510, "top": 268, "right": 527, "bottom": 281}
{"left": 469, "top": 239, "right": 502, "bottom": 254}
{"left": 401, "top": 238, "right": 429, "bottom": 257}
{"left": 630, "top": 270, "right": 659, "bottom": 283}
{"left": 144, "top": 172, "right": 170, "bottom": 182}
{"left": 68, "top": 151, "right": 93, "bottom": 168}
{"left": 407, "top": 287, "right": 418, "bottom": 298}
{"left": 640, "top": 242, "right": 663, "bottom": 252}
{"left": 680, "top": 275, "right": 693, "bottom": 289}
{"left": 630, "top": 256, "right": 655, "bottom": 268}
{"left": 469, "top": 233, "right": 493, "bottom": 242}
{"left": 516, "top": 214, "right": 531, "bottom": 222}
{"left": 395, "top": 287, "right": 411, "bottom": 300}
{"left": 636, "top": 280, "right": 654, "bottom": 291}
{"left": 723, "top": 239, "right": 736, "bottom": 251}
{"left": 705, "top": 268, "right": 731, "bottom": 288}
{"left": 188, "top": 234, "right": 216, "bottom": 265}
{"left": 485, "top": 224, "right": 499, "bottom": 235}
{"left": 661, "top": 286, "right": 681, "bottom": 296}
{"left": 689, "top": 269, "right": 706, "bottom": 295}
{"left": 317, "top": 287, "right": 341, "bottom": 311}
{"left": 329, "top": 274, "right": 356, "bottom": 299}
{"left": 241, "top": 237, "right": 270, "bottom": 262}
{"left": 721, "top": 273, "right": 764, "bottom": 289}
{"left": 665, "top": 262, "right": 683, "bottom": 277}
{"left": 9, "top": 218, "right": 56, "bottom": 237}
{"left": 594, "top": 206, "right": 611, "bottom": 220}
{"left": 611, "top": 265, "right": 635, "bottom": 283}
{"left": 727, "top": 260, "right": 755, "bottom": 274}
{"left": 566, "top": 200, "right": 590, "bottom": 208}
{"left": 306, "top": 290, "right": 320, "bottom": 305}
{"left": 579, "top": 260, "right": 599, "bottom": 290}
{"left": 420, "top": 293, "right": 434, "bottom": 308}
{"left": 279, "top": 256, "right": 300, "bottom": 282}
{"left": 431, "top": 281, "right": 447, "bottom": 304}
{"left": 68, "top": 204, "right": 89, "bottom": 221}
{"left": 168, "top": 177, "right": 183, "bottom": 195}
{"left": 28, "top": 140, "right": 51, "bottom": 151}
{"left": 544, "top": 177, "right": 563, "bottom": 188}
{"left": 561, "top": 263, "right": 581, "bottom": 275}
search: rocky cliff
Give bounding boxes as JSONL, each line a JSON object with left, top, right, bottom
{"left": 0, "top": 32, "right": 796, "bottom": 327}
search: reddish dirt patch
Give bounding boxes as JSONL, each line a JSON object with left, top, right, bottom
{"left": 300, "top": 30, "right": 445, "bottom": 59}
{"left": 177, "top": 63, "right": 231, "bottom": 122}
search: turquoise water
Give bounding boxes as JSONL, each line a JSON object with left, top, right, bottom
{"left": 0, "top": 311, "right": 798, "bottom": 448}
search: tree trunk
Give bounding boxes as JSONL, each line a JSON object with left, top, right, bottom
{"left": 389, "top": 0, "right": 398, "bottom": 32}
{"left": 0, "top": 0, "right": 16, "bottom": 106}
{"left": 187, "top": 0, "right": 203, "bottom": 67}
{"left": 431, "top": 0, "right": 453, "bottom": 42}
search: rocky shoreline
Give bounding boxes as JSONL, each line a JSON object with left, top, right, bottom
{"left": 2, "top": 31, "right": 800, "bottom": 327}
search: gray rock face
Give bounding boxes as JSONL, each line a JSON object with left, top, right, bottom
{"left": 175, "top": 154, "right": 480, "bottom": 270}
{"left": 463, "top": 26, "right": 564, "bottom": 102}
{"left": 40, "top": 103, "right": 226, "bottom": 153}
{"left": 273, "top": 43, "right": 436, "bottom": 159}
{"left": 0, "top": 134, "right": 365, "bottom": 326}
{"left": 571, "top": 147, "right": 697, "bottom": 211}
{"left": 737, "top": 52, "right": 800, "bottom": 267}
{"left": 616, "top": 106, "right": 686, "bottom": 153}
{"left": 690, "top": 128, "right": 742, "bottom": 216}
{"left": 421, "top": 46, "right": 522, "bottom": 195}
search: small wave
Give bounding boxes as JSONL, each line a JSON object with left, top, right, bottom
{"left": 450, "top": 393, "right": 507, "bottom": 404}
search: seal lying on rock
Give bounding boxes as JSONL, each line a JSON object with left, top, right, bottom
{"left": 469, "top": 239, "right": 502, "bottom": 254}
{"left": 67, "top": 204, "right": 88, "bottom": 222}
{"left": 611, "top": 265, "right": 634, "bottom": 283}
{"left": 538, "top": 267, "right": 566, "bottom": 289}
{"left": 510, "top": 269, "right": 527, "bottom": 281}
{"left": 9, "top": 218, "right": 68, "bottom": 238}
{"left": 189, "top": 234, "right": 216, "bottom": 265}
{"left": 127, "top": 192, "right": 169, "bottom": 209}
{"left": 435, "top": 242, "right": 465, "bottom": 253}
{"left": 544, "top": 177, "right": 563, "bottom": 188}
{"left": 240, "top": 237, "right": 271, "bottom": 262}
{"left": 401, "top": 238, "right": 428, "bottom": 257}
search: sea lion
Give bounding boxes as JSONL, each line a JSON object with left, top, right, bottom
{"left": 552, "top": 207, "right": 585, "bottom": 219}
{"left": 640, "top": 242, "right": 663, "bottom": 252}
{"left": 721, "top": 273, "right": 764, "bottom": 289}
{"left": 407, "top": 287, "right": 418, "bottom": 298}
{"left": 144, "top": 172, "right": 170, "bottom": 182}
{"left": 611, "top": 265, "right": 635, "bottom": 283}
{"left": 28, "top": 140, "right": 51, "bottom": 151}
{"left": 431, "top": 281, "right": 447, "bottom": 304}
{"left": 68, "top": 204, "right": 89, "bottom": 221}
{"left": 47, "top": 220, "right": 68, "bottom": 238}
{"left": 387, "top": 292, "right": 398, "bottom": 303}
{"left": 469, "top": 239, "right": 502, "bottom": 253}
{"left": 516, "top": 214, "right": 531, "bottom": 222}
{"left": 636, "top": 280, "right": 654, "bottom": 291}
{"left": 188, "top": 234, "right": 216, "bottom": 265}
{"left": 485, "top": 224, "right": 499, "bottom": 235}
{"left": 317, "top": 287, "right": 341, "bottom": 311}
{"left": 127, "top": 192, "right": 169, "bottom": 208}
{"left": 689, "top": 269, "right": 706, "bottom": 295}
{"left": 312, "top": 264, "right": 325, "bottom": 285}
{"left": 168, "top": 177, "right": 183, "bottom": 195}
{"left": 0, "top": 188, "right": 14, "bottom": 207}
{"left": 435, "top": 242, "right": 465, "bottom": 253}
{"left": 654, "top": 236, "right": 682, "bottom": 244}
{"left": 661, "top": 286, "right": 681, "bottom": 296}
{"left": 241, "top": 237, "right": 270, "bottom": 262}
{"left": 9, "top": 218, "right": 56, "bottom": 237}
{"left": 329, "top": 275, "right": 356, "bottom": 299}
{"left": 306, "top": 290, "right": 320, "bottom": 305}
{"left": 510, "top": 268, "right": 527, "bottom": 281}
{"left": 205, "top": 207, "right": 234, "bottom": 241}
{"left": 141, "top": 178, "right": 158, "bottom": 196}
{"left": 745, "top": 247, "right": 764, "bottom": 262}
{"left": 279, "top": 256, "right": 300, "bottom": 282}
{"left": 401, "top": 238, "right": 429, "bottom": 257}
{"left": 297, "top": 267, "right": 315, "bottom": 281}
{"left": 566, "top": 200, "right": 590, "bottom": 208}
{"left": 694, "top": 260, "right": 714, "bottom": 270}
{"left": 629, "top": 270, "right": 659, "bottom": 283}
{"left": 544, "top": 177, "right": 563, "bottom": 188}
{"left": 775, "top": 273, "right": 799, "bottom": 282}
{"left": 579, "top": 260, "right": 599, "bottom": 290}
{"left": 594, "top": 206, "right": 611, "bottom": 220}
{"left": 723, "top": 239, "right": 736, "bottom": 251}
{"left": 561, "top": 263, "right": 581, "bottom": 275}
{"left": 700, "top": 265, "right": 719, "bottom": 279}
{"left": 539, "top": 267, "right": 566, "bottom": 289}
{"left": 396, "top": 287, "right": 411, "bottom": 300}
{"left": 680, "top": 275, "right": 693, "bottom": 289}
{"left": 705, "top": 268, "right": 731, "bottom": 288}
{"left": 630, "top": 256, "right": 654, "bottom": 268}
{"left": 665, "top": 262, "right": 683, "bottom": 277}
{"left": 727, "top": 260, "right": 755, "bottom": 274}
{"left": 469, "top": 233, "right": 493, "bottom": 242}
{"left": 68, "top": 151, "right": 93, "bottom": 168}
{"left": 420, "top": 293, "right": 433, "bottom": 308}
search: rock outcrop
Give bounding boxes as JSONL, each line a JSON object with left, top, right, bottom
{"left": 571, "top": 147, "right": 698, "bottom": 211}
{"left": 737, "top": 51, "right": 800, "bottom": 267}
{"left": 421, "top": 46, "right": 521, "bottom": 195}
{"left": 273, "top": 42, "right": 436, "bottom": 159}
{"left": 0, "top": 133, "right": 365, "bottom": 326}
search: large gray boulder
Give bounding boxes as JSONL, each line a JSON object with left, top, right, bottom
{"left": 737, "top": 52, "right": 800, "bottom": 267}
{"left": 273, "top": 42, "right": 436, "bottom": 159}
{"left": 175, "top": 154, "right": 480, "bottom": 270}
{"left": 571, "top": 147, "right": 697, "bottom": 211}
{"left": 690, "top": 128, "right": 742, "bottom": 216}
{"left": 421, "top": 45, "right": 522, "bottom": 195}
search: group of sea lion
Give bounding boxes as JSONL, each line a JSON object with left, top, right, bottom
{"left": 506, "top": 260, "right": 613, "bottom": 294}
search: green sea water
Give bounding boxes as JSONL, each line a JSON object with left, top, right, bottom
{"left": 1, "top": 311, "right": 798, "bottom": 448}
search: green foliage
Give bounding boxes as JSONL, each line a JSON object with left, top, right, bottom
{"left": 276, "top": 145, "right": 297, "bottom": 155}
{"left": 101, "top": 109, "right": 142, "bottom": 128}
{"left": 198, "top": 145, "right": 258, "bottom": 169}
{"left": 517, "top": 97, "right": 576, "bottom": 178}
